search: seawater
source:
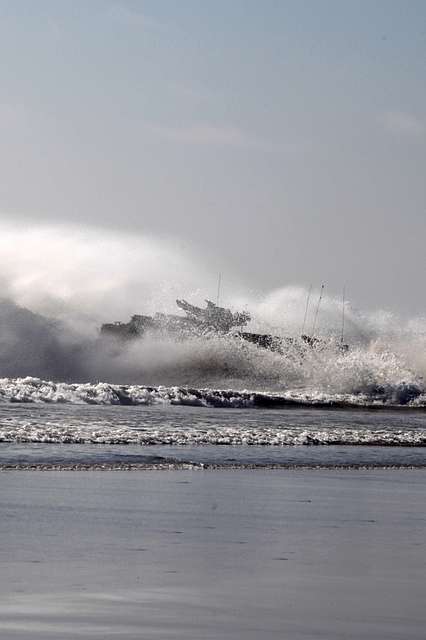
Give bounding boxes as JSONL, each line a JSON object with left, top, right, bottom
{"left": 1, "top": 384, "right": 425, "bottom": 469}
{"left": 0, "top": 286, "right": 426, "bottom": 472}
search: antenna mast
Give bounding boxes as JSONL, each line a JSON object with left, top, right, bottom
{"left": 216, "top": 273, "right": 222, "bottom": 306}
{"left": 301, "top": 284, "right": 312, "bottom": 335}
{"left": 311, "top": 284, "right": 324, "bottom": 336}
{"left": 341, "top": 285, "right": 346, "bottom": 344}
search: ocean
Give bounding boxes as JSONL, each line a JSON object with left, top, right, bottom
{"left": 1, "top": 377, "right": 425, "bottom": 469}
{"left": 0, "top": 290, "right": 425, "bottom": 472}
{"left": 2, "top": 338, "right": 426, "bottom": 639}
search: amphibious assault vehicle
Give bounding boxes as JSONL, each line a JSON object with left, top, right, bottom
{"left": 100, "top": 299, "right": 339, "bottom": 354}
{"left": 101, "top": 299, "right": 250, "bottom": 340}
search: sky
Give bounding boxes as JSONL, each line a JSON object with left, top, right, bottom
{"left": 0, "top": 0, "right": 425, "bottom": 314}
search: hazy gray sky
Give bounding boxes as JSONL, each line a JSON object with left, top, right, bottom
{"left": 0, "top": 0, "right": 425, "bottom": 313}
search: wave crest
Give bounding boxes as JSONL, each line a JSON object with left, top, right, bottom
{"left": 0, "top": 377, "right": 424, "bottom": 408}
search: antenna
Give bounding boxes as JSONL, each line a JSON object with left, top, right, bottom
{"left": 216, "top": 273, "right": 222, "bottom": 306}
{"left": 301, "top": 284, "right": 312, "bottom": 335}
{"left": 341, "top": 285, "right": 346, "bottom": 344}
{"left": 311, "top": 284, "right": 324, "bottom": 336}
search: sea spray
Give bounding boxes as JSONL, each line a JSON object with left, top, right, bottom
{"left": 0, "top": 222, "right": 424, "bottom": 395}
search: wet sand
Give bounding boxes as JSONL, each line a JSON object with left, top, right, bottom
{"left": 1, "top": 470, "right": 425, "bottom": 639}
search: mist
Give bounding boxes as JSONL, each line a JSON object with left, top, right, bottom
{"left": 0, "top": 221, "right": 424, "bottom": 395}
{"left": 0, "top": 221, "right": 212, "bottom": 327}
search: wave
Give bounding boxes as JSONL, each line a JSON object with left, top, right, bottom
{"left": 1, "top": 420, "right": 426, "bottom": 447}
{"left": 0, "top": 222, "right": 425, "bottom": 399}
{"left": 0, "top": 377, "right": 425, "bottom": 408}
{"left": 0, "top": 297, "right": 424, "bottom": 399}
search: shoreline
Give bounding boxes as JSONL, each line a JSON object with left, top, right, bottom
{"left": 3, "top": 462, "right": 426, "bottom": 471}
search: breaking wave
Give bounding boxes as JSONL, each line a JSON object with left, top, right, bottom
{"left": 0, "top": 297, "right": 425, "bottom": 397}
{"left": 0, "top": 223, "right": 425, "bottom": 400}
{"left": 2, "top": 428, "right": 426, "bottom": 447}
{"left": 0, "top": 377, "right": 424, "bottom": 408}
{"left": 1, "top": 414, "right": 426, "bottom": 448}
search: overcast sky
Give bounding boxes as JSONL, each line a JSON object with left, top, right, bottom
{"left": 0, "top": 0, "right": 425, "bottom": 313}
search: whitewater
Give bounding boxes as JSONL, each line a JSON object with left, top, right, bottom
{"left": 0, "top": 223, "right": 425, "bottom": 468}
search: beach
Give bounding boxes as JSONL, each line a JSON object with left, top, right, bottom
{"left": 1, "top": 1, "right": 425, "bottom": 637}
{"left": 1, "top": 469, "right": 425, "bottom": 639}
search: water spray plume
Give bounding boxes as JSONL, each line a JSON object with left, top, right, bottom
{"left": 0, "top": 221, "right": 424, "bottom": 404}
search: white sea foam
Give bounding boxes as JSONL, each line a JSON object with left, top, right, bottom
{"left": 0, "top": 377, "right": 424, "bottom": 408}
{"left": 1, "top": 419, "right": 426, "bottom": 447}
